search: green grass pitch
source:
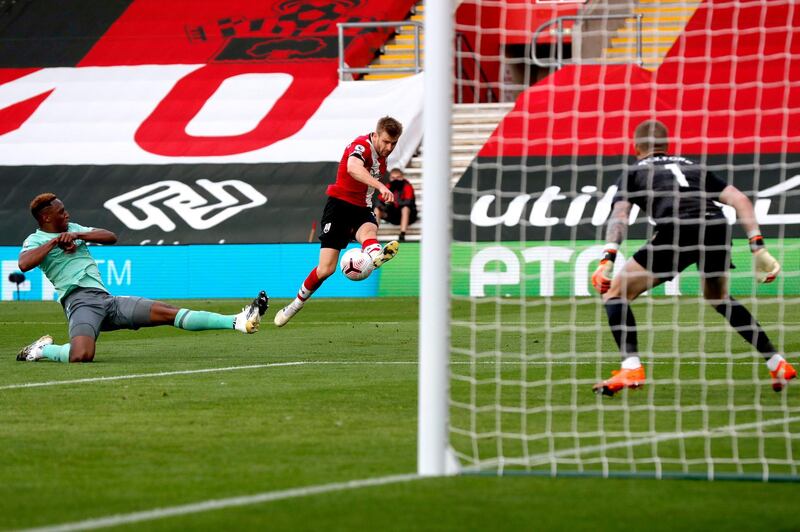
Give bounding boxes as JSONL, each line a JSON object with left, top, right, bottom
{"left": 1, "top": 297, "right": 799, "bottom": 530}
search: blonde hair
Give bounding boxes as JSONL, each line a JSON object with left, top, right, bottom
{"left": 634, "top": 120, "right": 669, "bottom": 154}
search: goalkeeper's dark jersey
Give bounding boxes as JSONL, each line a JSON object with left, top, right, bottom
{"left": 612, "top": 155, "right": 729, "bottom": 227}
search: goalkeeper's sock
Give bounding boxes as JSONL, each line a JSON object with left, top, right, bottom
{"left": 604, "top": 297, "right": 639, "bottom": 356}
{"left": 362, "top": 238, "right": 382, "bottom": 260}
{"left": 41, "top": 343, "right": 71, "bottom": 363}
{"left": 174, "top": 309, "right": 235, "bottom": 331}
{"left": 621, "top": 355, "right": 642, "bottom": 369}
{"left": 766, "top": 353, "right": 786, "bottom": 372}
{"left": 713, "top": 297, "right": 776, "bottom": 357}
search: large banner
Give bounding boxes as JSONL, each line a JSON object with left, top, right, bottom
{"left": 453, "top": 154, "right": 800, "bottom": 243}
{"left": 0, "top": 0, "right": 424, "bottom": 246}
{"left": 4, "top": 241, "right": 797, "bottom": 301}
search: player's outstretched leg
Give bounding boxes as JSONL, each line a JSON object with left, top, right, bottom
{"left": 275, "top": 266, "right": 328, "bottom": 328}
{"left": 16, "top": 335, "right": 53, "bottom": 362}
{"left": 234, "top": 290, "right": 269, "bottom": 334}
{"left": 711, "top": 297, "right": 796, "bottom": 392}
{"left": 372, "top": 240, "right": 399, "bottom": 268}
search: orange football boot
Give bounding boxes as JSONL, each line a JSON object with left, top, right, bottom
{"left": 593, "top": 366, "right": 646, "bottom": 396}
{"left": 770, "top": 359, "right": 797, "bottom": 392}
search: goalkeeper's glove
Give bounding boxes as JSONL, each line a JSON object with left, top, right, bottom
{"left": 592, "top": 245, "right": 618, "bottom": 294}
{"left": 750, "top": 235, "right": 781, "bottom": 283}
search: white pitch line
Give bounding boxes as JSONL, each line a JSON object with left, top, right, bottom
{"left": 1, "top": 359, "right": 778, "bottom": 391}
{"left": 21, "top": 473, "right": 420, "bottom": 532}
{"left": 523, "top": 415, "right": 800, "bottom": 466}
{"left": 0, "top": 362, "right": 305, "bottom": 391}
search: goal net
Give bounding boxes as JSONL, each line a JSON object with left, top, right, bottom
{"left": 445, "top": 0, "right": 800, "bottom": 480}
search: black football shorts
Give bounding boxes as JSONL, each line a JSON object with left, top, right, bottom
{"left": 319, "top": 196, "right": 378, "bottom": 250}
{"left": 632, "top": 221, "right": 734, "bottom": 281}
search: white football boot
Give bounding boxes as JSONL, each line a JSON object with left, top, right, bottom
{"left": 234, "top": 291, "right": 269, "bottom": 333}
{"left": 274, "top": 300, "right": 304, "bottom": 327}
{"left": 16, "top": 335, "right": 53, "bottom": 362}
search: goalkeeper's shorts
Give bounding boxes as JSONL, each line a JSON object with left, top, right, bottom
{"left": 633, "top": 221, "right": 734, "bottom": 281}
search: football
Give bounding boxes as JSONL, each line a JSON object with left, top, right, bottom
{"left": 339, "top": 248, "right": 374, "bottom": 281}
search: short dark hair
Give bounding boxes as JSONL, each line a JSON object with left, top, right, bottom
{"left": 389, "top": 167, "right": 404, "bottom": 175}
{"left": 30, "top": 193, "right": 58, "bottom": 220}
{"left": 633, "top": 120, "right": 669, "bottom": 154}
{"left": 376, "top": 116, "right": 403, "bottom": 138}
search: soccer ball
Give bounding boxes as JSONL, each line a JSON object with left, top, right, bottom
{"left": 339, "top": 248, "right": 374, "bottom": 281}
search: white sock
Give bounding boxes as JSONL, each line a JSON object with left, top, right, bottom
{"left": 621, "top": 356, "right": 642, "bottom": 370}
{"left": 290, "top": 297, "right": 305, "bottom": 311}
{"left": 363, "top": 243, "right": 381, "bottom": 260}
{"left": 767, "top": 353, "right": 785, "bottom": 372}
{"left": 297, "top": 284, "right": 314, "bottom": 300}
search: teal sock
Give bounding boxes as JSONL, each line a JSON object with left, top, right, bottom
{"left": 173, "top": 309, "right": 235, "bottom": 331}
{"left": 41, "top": 343, "right": 71, "bottom": 363}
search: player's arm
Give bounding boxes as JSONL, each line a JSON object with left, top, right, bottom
{"left": 346, "top": 156, "right": 394, "bottom": 203}
{"left": 55, "top": 227, "right": 117, "bottom": 253}
{"left": 18, "top": 239, "right": 60, "bottom": 272}
{"left": 592, "top": 200, "right": 631, "bottom": 293}
{"left": 718, "top": 184, "right": 780, "bottom": 283}
{"left": 68, "top": 228, "right": 117, "bottom": 245}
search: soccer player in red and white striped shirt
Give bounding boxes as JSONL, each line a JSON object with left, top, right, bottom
{"left": 274, "top": 116, "right": 403, "bottom": 327}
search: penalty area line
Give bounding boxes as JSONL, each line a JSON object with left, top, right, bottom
{"left": 21, "top": 473, "right": 420, "bottom": 532}
{"left": 0, "top": 362, "right": 306, "bottom": 391}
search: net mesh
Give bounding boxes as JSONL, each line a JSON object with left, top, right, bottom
{"left": 449, "top": 0, "right": 800, "bottom": 479}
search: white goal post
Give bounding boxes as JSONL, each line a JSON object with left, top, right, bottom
{"left": 418, "top": 0, "right": 454, "bottom": 476}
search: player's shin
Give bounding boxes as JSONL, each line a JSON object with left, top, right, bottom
{"left": 712, "top": 297, "right": 776, "bottom": 356}
{"left": 275, "top": 268, "right": 322, "bottom": 327}
{"left": 41, "top": 343, "right": 71, "bottom": 363}
{"left": 604, "top": 297, "right": 640, "bottom": 363}
{"left": 174, "top": 309, "right": 236, "bottom": 331}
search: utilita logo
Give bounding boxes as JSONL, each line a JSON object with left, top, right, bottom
{"left": 104, "top": 179, "right": 267, "bottom": 232}
{"left": 469, "top": 174, "right": 800, "bottom": 228}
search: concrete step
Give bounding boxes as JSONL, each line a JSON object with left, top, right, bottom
{"left": 605, "top": 46, "right": 673, "bottom": 55}
{"left": 395, "top": 34, "right": 425, "bottom": 43}
{"left": 634, "top": 6, "right": 698, "bottom": 14}
{"left": 452, "top": 122, "right": 498, "bottom": 133}
{"left": 611, "top": 36, "right": 678, "bottom": 45}
{"left": 368, "top": 63, "right": 421, "bottom": 71}
{"left": 378, "top": 53, "right": 423, "bottom": 63}
{"left": 452, "top": 112, "right": 508, "bottom": 125}
{"left": 407, "top": 155, "right": 474, "bottom": 168}
{"left": 624, "top": 16, "right": 692, "bottom": 24}
{"left": 384, "top": 43, "right": 424, "bottom": 52}
{"left": 401, "top": 168, "right": 467, "bottom": 180}
{"left": 618, "top": 26, "right": 684, "bottom": 34}
{"left": 453, "top": 103, "right": 514, "bottom": 112}
{"left": 397, "top": 25, "right": 423, "bottom": 34}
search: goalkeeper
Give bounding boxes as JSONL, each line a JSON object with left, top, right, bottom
{"left": 592, "top": 120, "right": 793, "bottom": 396}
